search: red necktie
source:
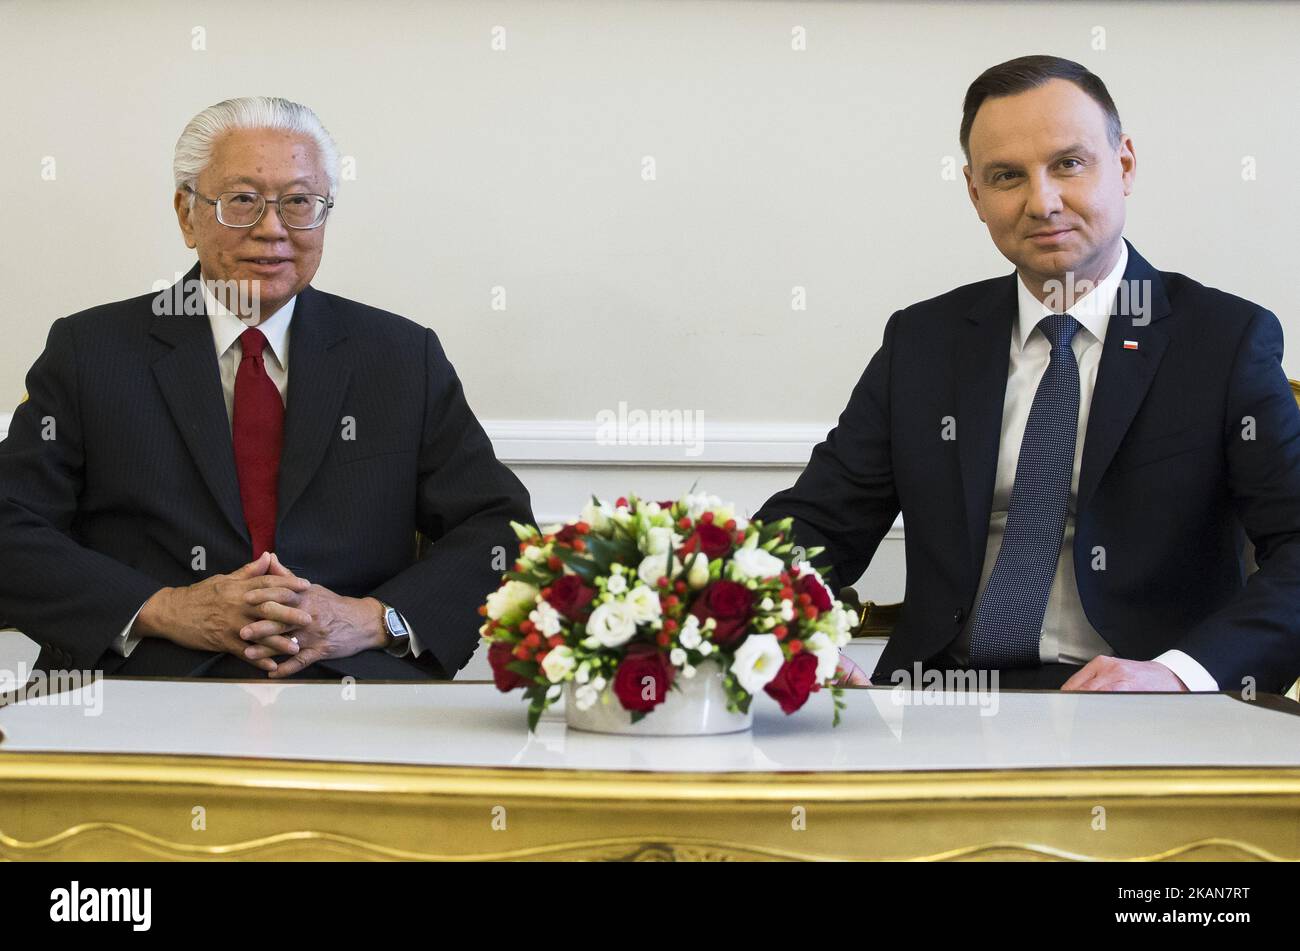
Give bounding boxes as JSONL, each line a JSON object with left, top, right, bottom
{"left": 232, "top": 328, "right": 284, "bottom": 558}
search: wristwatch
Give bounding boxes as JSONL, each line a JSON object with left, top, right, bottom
{"left": 379, "top": 602, "right": 411, "bottom": 657}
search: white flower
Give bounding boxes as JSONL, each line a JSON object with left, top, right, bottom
{"left": 575, "top": 661, "right": 591, "bottom": 684}
{"left": 523, "top": 545, "right": 542, "bottom": 561}
{"left": 780, "top": 599, "right": 795, "bottom": 622}
{"left": 546, "top": 683, "right": 563, "bottom": 701}
{"left": 670, "top": 647, "right": 688, "bottom": 667}
{"left": 732, "top": 634, "right": 786, "bottom": 694}
{"left": 698, "top": 640, "right": 714, "bottom": 656}
{"left": 732, "top": 546, "right": 785, "bottom": 581}
{"left": 679, "top": 624, "right": 702, "bottom": 650}
{"left": 625, "top": 585, "right": 662, "bottom": 624}
{"left": 641, "top": 526, "right": 677, "bottom": 556}
{"left": 592, "top": 676, "right": 607, "bottom": 691}
{"left": 830, "top": 605, "right": 855, "bottom": 647}
{"left": 806, "top": 631, "right": 839, "bottom": 682}
{"left": 760, "top": 596, "right": 774, "bottom": 612}
{"left": 485, "top": 580, "right": 539, "bottom": 622}
{"left": 586, "top": 600, "right": 638, "bottom": 647}
{"left": 528, "top": 599, "right": 563, "bottom": 636}
{"left": 574, "top": 683, "right": 600, "bottom": 711}
{"left": 687, "top": 552, "right": 710, "bottom": 589}
{"left": 541, "top": 645, "right": 576, "bottom": 683}
{"left": 606, "top": 573, "right": 628, "bottom": 595}
{"left": 637, "top": 552, "right": 680, "bottom": 586}
{"left": 683, "top": 492, "right": 725, "bottom": 520}
{"left": 682, "top": 665, "right": 697, "bottom": 679}
{"left": 580, "top": 500, "right": 613, "bottom": 532}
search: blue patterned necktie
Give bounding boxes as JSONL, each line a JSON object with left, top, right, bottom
{"left": 968, "top": 313, "right": 1082, "bottom": 668}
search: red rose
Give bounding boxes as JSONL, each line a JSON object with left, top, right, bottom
{"left": 795, "top": 572, "right": 833, "bottom": 613}
{"left": 547, "top": 574, "right": 596, "bottom": 620}
{"left": 763, "top": 651, "right": 819, "bottom": 714}
{"left": 554, "top": 523, "right": 580, "bottom": 544}
{"left": 688, "top": 580, "right": 753, "bottom": 647}
{"left": 488, "top": 641, "right": 528, "bottom": 692}
{"left": 679, "top": 523, "right": 732, "bottom": 560}
{"left": 612, "top": 644, "right": 675, "bottom": 712}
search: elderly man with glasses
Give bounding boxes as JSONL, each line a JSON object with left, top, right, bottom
{"left": 0, "top": 96, "right": 533, "bottom": 681}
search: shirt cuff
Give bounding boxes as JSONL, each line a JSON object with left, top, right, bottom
{"left": 1153, "top": 650, "right": 1219, "bottom": 692}
{"left": 112, "top": 604, "right": 148, "bottom": 658}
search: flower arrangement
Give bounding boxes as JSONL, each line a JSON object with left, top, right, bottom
{"left": 478, "top": 491, "right": 855, "bottom": 730}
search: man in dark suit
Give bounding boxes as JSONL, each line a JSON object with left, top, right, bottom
{"left": 0, "top": 96, "right": 532, "bottom": 680}
{"left": 757, "top": 56, "right": 1300, "bottom": 694}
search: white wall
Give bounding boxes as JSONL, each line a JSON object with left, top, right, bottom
{"left": 1, "top": 0, "right": 1296, "bottom": 423}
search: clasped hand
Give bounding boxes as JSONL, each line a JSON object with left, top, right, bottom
{"left": 135, "top": 552, "right": 384, "bottom": 677}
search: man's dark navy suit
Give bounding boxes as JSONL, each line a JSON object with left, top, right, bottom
{"left": 0, "top": 265, "right": 533, "bottom": 679}
{"left": 757, "top": 241, "right": 1300, "bottom": 694}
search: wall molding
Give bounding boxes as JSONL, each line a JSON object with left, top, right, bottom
{"left": 483, "top": 419, "right": 830, "bottom": 467}
{"left": 0, "top": 413, "right": 832, "bottom": 468}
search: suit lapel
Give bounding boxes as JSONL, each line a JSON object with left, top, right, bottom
{"left": 275, "top": 284, "right": 351, "bottom": 530}
{"left": 955, "top": 276, "right": 1016, "bottom": 583}
{"left": 1076, "top": 240, "right": 1173, "bottom": 509}
{"left": 149, "top": 264, "right": 250, "bottom": 546}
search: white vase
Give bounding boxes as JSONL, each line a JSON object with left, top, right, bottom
{"left": 564, "top": 661, "right": 753, "bottom": 736}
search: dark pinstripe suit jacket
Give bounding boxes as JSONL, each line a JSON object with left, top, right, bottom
{"left": 0, "top": 265, "right": 533, "bottom": 679}
{"left": 757, "top": 241, "right": 1300, "bottom": 694}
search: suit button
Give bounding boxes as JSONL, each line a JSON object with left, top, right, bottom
{"left": 953, "top": 608, "right": 966, "bottom": 624}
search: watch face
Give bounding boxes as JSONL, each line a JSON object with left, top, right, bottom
{"left": 386, "top": 608, "right": 408, "bottom": 638}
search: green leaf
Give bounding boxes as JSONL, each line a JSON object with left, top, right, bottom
{"left": 552, "top": 546, "right": 599, "bottom": 583}
{"left": 526, "top": 691, "right": 549, "bottom": 732}
{"left": 584, "top": 533, "right": 639, "bottom": 571}
{"left": 506, "top": 660, "right": 542, "bottom": 681}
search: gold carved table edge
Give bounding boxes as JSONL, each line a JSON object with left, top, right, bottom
{"left": 1, "top": 751, "right": 1298, "bottom": 862}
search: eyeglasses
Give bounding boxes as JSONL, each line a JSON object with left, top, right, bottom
{"left": 184, "top": 185, "right": 334, "bottom": 230}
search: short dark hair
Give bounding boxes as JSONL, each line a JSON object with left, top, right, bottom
{"left": 960, "top": 54, "right": 1122, "bottom": 163}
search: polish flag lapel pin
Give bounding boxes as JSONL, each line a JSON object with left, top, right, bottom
{"left": 1123, "top": 340, "right": 1140, "bottom": 351}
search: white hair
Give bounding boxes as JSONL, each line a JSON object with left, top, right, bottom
{"left": 173, "top": 96, "right": 340, "bottom": 202}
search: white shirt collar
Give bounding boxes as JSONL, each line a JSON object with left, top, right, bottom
{"left": 1013, "top": 238, "right": 1128, "bottom": 351}
{"left": 200, "top": 276, "right": 295, "bottom": 370}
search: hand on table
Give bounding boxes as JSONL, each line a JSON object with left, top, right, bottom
{"left": 1061, "top": 656, "right": 1188, "bottom": 692}
{"left": 133, "top": 552, "right": 313, "bottom": 672}
{"left": 834, "top": 651, "right": 873, "bottom": 686}
{"left": 238, "top": 553, "right": 387, "bottom": 678}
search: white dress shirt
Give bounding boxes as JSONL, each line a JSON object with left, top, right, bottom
{"left": 112, "top": 279, "right": 421, "bottom": 662}
{"left": 951, "top": 239, "right": 1217, "bottom": 690}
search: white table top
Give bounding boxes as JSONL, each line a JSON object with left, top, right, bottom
{"left": 2, "top": 678, "right": 1298, "bottom": 772}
